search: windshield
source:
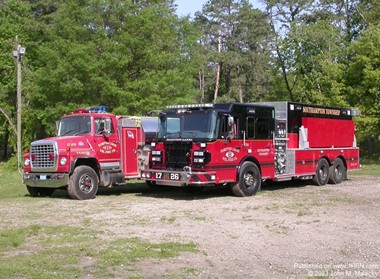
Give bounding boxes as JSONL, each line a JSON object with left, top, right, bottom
{"left": 157, "top": 111, "right": 218, "bottom": 141}
{"left": 57, "top": 116, "right": 91, "bottom": 136}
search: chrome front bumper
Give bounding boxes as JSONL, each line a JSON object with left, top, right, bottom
{"left": 23, "top": 173, "right": 69, "bottom": 188}
{"left": 142, "top": 169, "right": 216, "bottom": 187}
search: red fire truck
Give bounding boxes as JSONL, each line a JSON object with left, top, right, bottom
{"left": 23, "top": 106, "right": 158, "bottom": 200}
{"left": 141, "top": 102, "right": 360, "bottom": 196}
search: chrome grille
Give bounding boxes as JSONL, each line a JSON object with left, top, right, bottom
{"left": 31, "top": 142, "right": 57, "bottom": 171}
{"left": 165, "top": 142, "right": 191, "bottom": 169}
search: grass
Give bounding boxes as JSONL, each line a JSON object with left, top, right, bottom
{"left": 0, "top": 165, "right": 200, "bottom": 279}
{"left": 0, "top": 165, "right": 27, "bottom": 200}
{"left": 0, "top": 225, "right": 97, "bottom": 279}
{"left": 352, "top": 163, "right": 380, "bottom": 176}
{"left": 0, "top": 223, "right": 199, "bottom": 279}
{"left": 1, "top": 161, "right": 379, "bottom": 278}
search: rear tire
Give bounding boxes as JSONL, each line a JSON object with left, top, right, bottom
{"left": 231, "top": 162, "right": 261, "bottom": 197}
{"left": 313, "top": 158, "right": 329, "bottom": 186}
{"left": 328, "top": 158, "right": 346, "bottom": 184}
{"left": 68, "top": 166, "right": 98, "bottom": 200}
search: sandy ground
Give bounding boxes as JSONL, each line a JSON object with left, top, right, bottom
{"left": 2, "top": 175, "right": 380, "bottom": 278}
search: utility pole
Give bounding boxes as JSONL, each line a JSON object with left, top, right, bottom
{"left": 12, "top": 44, "right": 26, "bottom": 175}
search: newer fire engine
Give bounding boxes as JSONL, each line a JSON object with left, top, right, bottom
{"left": 23, "top": 106, "right": 158, "bottom": 200}
{"left": 142, "top": 102, "right": 360, "bottom": 196}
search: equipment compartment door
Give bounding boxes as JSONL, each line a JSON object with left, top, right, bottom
{"left": 122, "top": 128, "right": 139, "bottom": 177}
{"left": 274, "top": 120, "right": 288, "bottom": 175}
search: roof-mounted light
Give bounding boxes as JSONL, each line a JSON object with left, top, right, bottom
{"left": 87, "top": 106, "right": 108, "bottom": 112}
{"left": 75, "top": 106, "right": 108, "bottom": 114}
{"left": 166, "top": 104, "right": 214, "bottom": 110}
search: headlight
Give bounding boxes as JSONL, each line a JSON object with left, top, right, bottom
{"left": 152, "top": 156, "right": 161, "bottom": 162}
{"left": 152, "top": 150, "right": 162, "bottom": 155}
{"left": 193, "top": 150, "right": 209, "bottom": 164}
{"left": 24, "top": 158, "right": 30, "bottom": 167}
{"left": 60, "top": 157, "right": 67, "bottom": 166}
{"left": 194, "top": 151, "right": 204, "bottom": 156}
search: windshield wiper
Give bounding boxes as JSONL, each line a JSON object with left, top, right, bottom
{"left": 155, "top": 132, "right": 180, "bottom": 143}
{"left": 182, "top": 131, "right": 198, "bottom": 138}
{"left": 60, "top": 130, "right": 74, "bottom": 136}
{"left": 74, "top": 130, "right": 90, "bottom": 136}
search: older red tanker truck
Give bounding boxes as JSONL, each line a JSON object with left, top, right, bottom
{"left": 23, "top": 106, "right": 158, "bottom": 199}
{"left": 141, "top": 102, "right": 360, "bottom": 196}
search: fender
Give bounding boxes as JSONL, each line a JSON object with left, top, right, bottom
{"left": 69, "top": 156, "right": 100, "bottom": 178}
{"left": 236, "top": 155, "right": 261, "bottom": 180}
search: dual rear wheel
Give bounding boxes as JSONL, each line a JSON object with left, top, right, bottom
{"left": 231, "top": 157, "right": 346, "bottom": 198}
{"left": 313, "top": 158, "right": 346, "bottom": 186}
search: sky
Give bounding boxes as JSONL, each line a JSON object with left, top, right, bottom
{"left": 174, "top": 0, "right": 264, "bottom": 17}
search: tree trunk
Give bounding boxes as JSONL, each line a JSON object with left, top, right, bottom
{"left": 213, "top": 33, "right": 222, "bottom": 103}
{"left": 2, "top": 128, "right": 10, "bottom": 160}
{"left": 199, "top": 70, "right": 205, "bottom": 103}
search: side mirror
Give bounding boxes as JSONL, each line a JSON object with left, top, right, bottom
{"left": 227, "top": 115, "right": 235, "bottom": 140}
{"left": 159, "top": 112, "right": 167, "bottom": 121}
{"left": 55, "top": 121, "right": 60, "bottom": 136}
{"left": 227, "top": 116, "right": 234, "bottom": 129}
{"left": 103, "top": 118, "right": 112, "bottom": 138}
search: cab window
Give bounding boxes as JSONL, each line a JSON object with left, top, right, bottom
{"left": 94, "top": 117, "right": 114, "bottom": 135}
{"left": 246, "top": 117, "right": 271, "bottom": 139}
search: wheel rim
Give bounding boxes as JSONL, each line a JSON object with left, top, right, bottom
{"left": 79, "top": 174, "right": 94, "bottom": 193}
{"left": 243, "top": 172, "right": 254, "bottom": 189}
{"left": 319, "top": 165, "right": 328, "bottom": 181}
{"left": 335, "top": 165, "right": 343, "bottom": 180}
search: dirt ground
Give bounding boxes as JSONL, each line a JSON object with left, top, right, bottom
{"left": 3, "top": 175, "right": 380, "bottom": 278}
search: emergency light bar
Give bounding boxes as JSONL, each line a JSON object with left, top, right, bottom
{"left": 75, "top": 106, "right": 108, "bottom": 114}
{"left": 166, "top": 104, "right": 214, "bottom": 109}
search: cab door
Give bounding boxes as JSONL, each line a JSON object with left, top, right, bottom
{"left": 93, "top": 116, "right": 121, "bottom": 170}
{"left": 121, "top": 127, "right": 139, "bottom": 177}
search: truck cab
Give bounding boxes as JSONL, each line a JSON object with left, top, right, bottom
{"left": 142, "top": 103, "right": 275, "bottom": 196}
{"left": 23, "top": 106, "right": 158, "bottom": 199}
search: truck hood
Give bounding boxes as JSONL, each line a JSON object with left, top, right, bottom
{"left": 32, "top": 136, "right": 92, "bottom": 150}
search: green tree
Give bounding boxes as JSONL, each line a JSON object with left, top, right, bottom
{"left": 195, "top": 0, "right": 272, "bottom": 103}
{"left": 0, "top": 0, "right": 34, "bottom": 158}
{"left": 264, "top": 0, "right": 359, "bottom": 105}
{"left": 21, "top": 0, "right": 199, "bottom": 139}
{"left": 345, "top": 24, "right": 380, "bottom": 158}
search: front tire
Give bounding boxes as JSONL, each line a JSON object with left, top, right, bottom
{"left": 68, "top": 166, "right": 99, "bottom": 200}
{"left": 231, "top": 162, "right": 261, "bottom": 197}
{"left": 183, "top": 186, "right": 204, "bottom": 193}
{"left": 328, "top": 158, "right": 346, "bottom": 184}
{"left": 313, "top": 158, "right": 330, "bottom": 186}
{"left": 27, "top": 186, "right": 55, "bottom": 197}
{"left": 146, "top": 180, "right": 156, "bottom": 187}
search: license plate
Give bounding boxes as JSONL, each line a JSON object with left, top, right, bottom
{"left": 40, "top": 175, "right": 47, "bottom": 180}
{"left": 155, "top": 172, "right": 181, "bottom": 181}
